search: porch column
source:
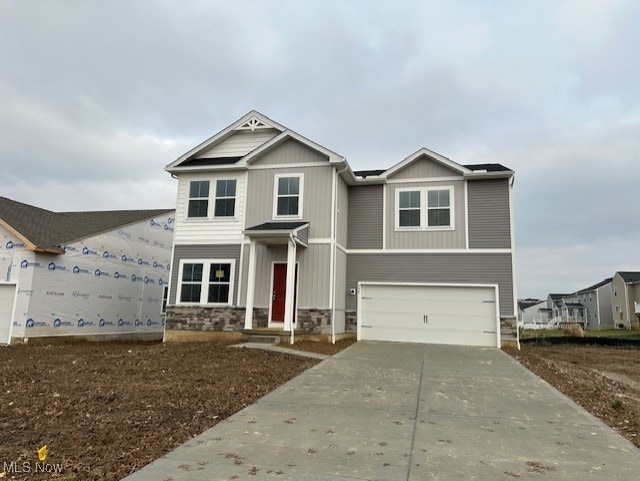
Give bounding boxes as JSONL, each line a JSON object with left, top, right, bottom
{"left": 283, "top": 236, "right": 297, "bottom": 332}
{"left": 244, "top": 239, "right": 258, "bottom": 330}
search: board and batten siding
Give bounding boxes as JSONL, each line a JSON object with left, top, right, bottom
{"left": 467, "top": 179, "right": 511, "bottom": 249}
{"left": 250, "top": 139, "right": 329, "bottom": 166}
{"left": 197, "top": 129, "right": 279, "bottom": 158}
{"left": 169, "top": 244, "right": 241, "bottom": 305}
{"left": 245, "top": 165, "right": 333, "bottom": 239}
{"left": 385, "top": 180, "right": 466, "bottom": 249}
{"left": 389, "top": 156, "right": 463, "bottom": 180}
{"left": 347, "top": 185, "right": 383, "bottom": 249}
{"left": 345, "top": 252, "right": 514, "bottom": 317}
{"left": 250, "top": 244, "right": 331, "bottom": 309}
{"left": 173, "top": 172, "right": 247, "bottom": 245}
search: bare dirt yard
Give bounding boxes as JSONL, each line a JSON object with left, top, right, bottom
{"left": 0, "top": 341, "right": 332, "bottom": 481}
{"left": 507, "top": 345, "right": 640, "bottom": 448}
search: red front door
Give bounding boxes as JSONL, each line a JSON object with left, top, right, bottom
{"left": 271, "top": 263, "right": 297, "bottom": 323}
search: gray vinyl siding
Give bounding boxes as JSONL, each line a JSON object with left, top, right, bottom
{"left": 336, "top": 176, "right": 349, "bottom": 247}
{"left": 597, "top": 284, "right": 614, "bottom": 329}
{"left": 467, "top": 179, "right": 511, "bottom": 249}
{"left": 333, "top": 248, "right": 347, "bottom": 334}
{"left": 389, "top": 156, "right": 463, "bottom": 179}
{"left": 169, "top": 244, "right": 241, "bottom": 305}
{"left": 245, "top": 165, "right": 333, "bottom": 239}
{"left": 297, "top": 225, "right": 309, "bottom": 245}
{"left": 250, "top": 139, "right": 329, "bottom": 165}
{"left": 345, "top": 252, "right": 514, "bottom": 317}
{"left": 347, "top": 185, "right": 383, "bottom": 249}
{"left": 385, "top": 180, "right": 466, "bottom": 249}
{"left": 251, "top": 244, "right": 331, "bottom": 309}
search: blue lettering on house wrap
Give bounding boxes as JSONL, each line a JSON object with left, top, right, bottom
{"left": 103, "top": 251, "right": 117, "bottom": 259}
{"left": 121, "top": 254, "right": 135, "bottom": 263}
{"left": 94, "top": 269, "right": 110, "bottom": 277}
{"left": 73, "top": 266, "right": 90, "bottom": 274}
{"left": 48, "top": 262, "right": 68, "bottom": 271}
{"left": 82, "top": 247, "right": 98, "bottom": 255}
{"left": 6, "top": 241, "right": 25, "bottom": 249}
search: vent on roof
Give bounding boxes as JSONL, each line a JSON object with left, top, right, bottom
{"left": 237, "top": 117, "right": 270, "bottom": 131}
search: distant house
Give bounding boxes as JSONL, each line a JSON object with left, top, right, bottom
{"left": 0, "top": 197, "right": 174, "bottom": 345}
{"left": 517, "top": 298, "right": 548, "bottom": 325}
{"left": 545, "top": 293, "right": 584, "bottom": 326}
{"left": 611, "top": 272, "right": 640, "bottom": 329}
{"left": 575, "top": 278, "right": 613, "bottom": 330}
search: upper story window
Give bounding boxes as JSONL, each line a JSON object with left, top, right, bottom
{"left": 214, "top": 179, "right": 236, "bottom": 217}
{"left": 395, "top": 186, "right": 454, "bottom": 231}
{"left": 178, "top": 259, "right": 235, "bottom": 305}
{"left": 188, "top": 181, "right": 210, "bottom": 218}
{"left": 398, "top": 191, "right": 421, "bottom": 227}
{"left": 274, "top": 174, "right": 303, "bottom": 219}
{"left": 427, "top": 188, "right": 451, "bottom": 228}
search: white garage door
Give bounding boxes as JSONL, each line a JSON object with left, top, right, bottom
{"left": 359, "top": 283, "right": 499, "bottom": 347}
{"left": 0, "top": 284, "right": 17, "bottom": 345}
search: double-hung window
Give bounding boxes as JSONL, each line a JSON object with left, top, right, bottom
{"left": 396, "top": 186, "right": 454, "bottom": 230}
{"left": 187, "top": 180, "right": 210, "bottom": 218}
{"left": 398, "top": 191, "right": 421, "bottom": 227}
{"left": 214, "top": 179, "right": 236, "bottom": 217}
{"left": 178, "top": 260, "right": 235, "bottom": 305}
{"left": 427, "top": 188, "right": 451, "bottom": 228}
{"left": 274, "top": 174, "right": 303, "bottom": 218}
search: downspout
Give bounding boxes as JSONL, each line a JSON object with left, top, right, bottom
{"left": 331, "top": 164, "right": 349, "bottom": 344}
{"left": 508, "top": 175, "right": 520, "bottom": 349}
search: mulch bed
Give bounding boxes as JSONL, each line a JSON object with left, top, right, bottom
{"left": 0, "top": 342, "right": 323, "bottom": 480}
{"left": 506, "top": 345, "right": 640, "bottom": 448}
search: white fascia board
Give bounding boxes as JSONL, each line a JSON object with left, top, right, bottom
{"left": 165, "top": 110, "right": 286, "bottom": 172}
{"left": 383, "top": 148, "right": 471, "bottom": 178}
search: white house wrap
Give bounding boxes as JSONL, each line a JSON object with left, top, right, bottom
{"left": 0, "top": 197, "right": 174, "bottom": 344}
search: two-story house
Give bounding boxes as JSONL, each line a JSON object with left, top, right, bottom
{"left": 611, "top": 272, "right": 640, "bottom": 329}
{"left": 164, "top": 111, "right": 518, "bottom": 347}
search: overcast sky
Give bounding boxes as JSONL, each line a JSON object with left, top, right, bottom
{"left": 1, "top": 0, "right": 638, "bottom": 299}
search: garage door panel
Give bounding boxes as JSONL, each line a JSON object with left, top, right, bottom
{"left": 360, "top": 284, "right": 498, "bottom": 347}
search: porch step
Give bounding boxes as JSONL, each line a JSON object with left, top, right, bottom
{"left": 246, "top": 335, "right": 280, "bottom": 345}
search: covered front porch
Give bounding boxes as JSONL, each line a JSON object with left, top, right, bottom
{"left": 243, "top": 222, "right": 309, "bottom": 336}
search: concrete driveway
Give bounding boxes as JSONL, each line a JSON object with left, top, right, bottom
{"left": 123, "top": 342, "right": 640, "bottom": 481}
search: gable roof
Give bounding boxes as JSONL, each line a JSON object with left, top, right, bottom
{"left": 384, "top": 148, "right": 472, "bottom": 178}
{"left": 577, "top": 277, "right": 613, "bottom": 294}
{"left": 167, "top": 111, "right": 513, "bottom": 182}
{"left": 617, "top": 271, "right": 640, "bottom": 283}
{"left": 0, "top": 197, "right": 173, "bottom": 254}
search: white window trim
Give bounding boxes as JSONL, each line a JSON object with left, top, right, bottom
{"left": 273, "top": 173, "right": 304, "bottom": 220}
{"left": 394, "top": 187, "right": 422, "bottom": 230}
{"left": 187, "top": 180, "right": 211, "bottom": 219}
{"left": 426, "top": 186, "right": 455, "bottom": 231}
{"left": 213, "top": 179, "right": 238, "bottom": 219}
{"left": 176, "top": 259, "right": 235, "bottom": 306}
{"left": 394, "top": 185, "right": 455, "bottom": 231}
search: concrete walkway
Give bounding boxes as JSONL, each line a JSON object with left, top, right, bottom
{"left": 123, "top": 342, "right": 640, "bottom": 481}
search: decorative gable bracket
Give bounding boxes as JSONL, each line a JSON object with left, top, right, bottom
{"left": 236, "top": 116, "right": 272, "bottom": 131}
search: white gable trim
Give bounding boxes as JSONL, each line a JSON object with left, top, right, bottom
{"left": 384, "top": 148, "right": 471, "bottom": 178}
{"left": 166, "top": 110, "right": 287, "bottom": 171}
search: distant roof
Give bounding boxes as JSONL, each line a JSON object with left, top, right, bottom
{"left": 577, "top": 277, "right": 613, "bottom": 293}
{"left": 518, "top": 298, "right": 543, "bottom": 310}
{"left": 0, "top": 197, "right": 173, "bottom": 254}
{"left": 618, "top": 272, "right": 640, "bottom": 283}
{"left": 463, "top": 163, "right": 511, "bottom": 172}
{"left": 549, "top": 293, "right": 572, "bottom": 300}
{"left": 564, "top": 302, "right": 583, "bottom": 308}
